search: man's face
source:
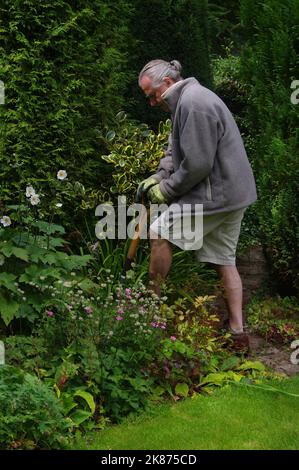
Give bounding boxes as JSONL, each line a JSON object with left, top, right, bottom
{"left": 139, "top": 75, "right": 173, "bottom": 111}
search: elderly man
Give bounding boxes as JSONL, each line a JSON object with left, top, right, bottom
{"left": 136, "top": 59, "right": 257, "bottom": 348}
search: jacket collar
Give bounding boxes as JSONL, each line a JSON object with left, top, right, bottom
{"left": 162, "top": 77, "right": 199, "bottom": 115}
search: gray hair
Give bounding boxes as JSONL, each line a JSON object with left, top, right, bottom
{"left": 138, "top": 59, "right": 183, "bottom": 88}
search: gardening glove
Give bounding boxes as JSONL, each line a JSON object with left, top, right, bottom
{"left": 147, "top": 183, "right": 169, "bottom": 204}
{"left": 135, "top": 176, "right": 159, "bottom": 203}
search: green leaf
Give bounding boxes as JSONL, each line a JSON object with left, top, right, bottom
{"left": 32, "top": 221, "right": 65, "bottom": 235}
{"left": 199, "top": 373, "right": 228, "bottom": 387}
{"left": 0, "top": 292, "right": 20, "bottom": 325}
{"left": 19, "top": 265, "right": 62, "bottom": 283}
{"left": 69, "top": 409, "right": 92, "bottom": 426}
{"left": 116, "top": 111, "right": 126, "bottom": 121}
{"left": 106, "top": 130, "right": 116, "bottom": 141}
{"left": 0, "top": 243, "right": 29, "bottom": 261}
{"left": 220, "top": 356, "right": 240, "bottom": 371}
{"left": 26, "top": 245, "right": 48, "bottom": 262}
{"left": 11, "top": 246, "right": 29, "bottom": 261}
{"left": 0, "top": 273, "right": 18, "bottom": 292}
{"left": 237, "top": 361, "right": 265, "bottom": 372}
{"left": 175, "top": 382, "right": 189, "bottom": 397}
{"left": 0, "top": 245, "right": 13, "bottom": 257}
{"left": 60, "top": 394, "right": 78, "bottom": 415}
{"left": 77, "top": 278, "right": 98, "bottom": 292}
{"left": 74, "top": 390, "right": 96, "bottom": 414}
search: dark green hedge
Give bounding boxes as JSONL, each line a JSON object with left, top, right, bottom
{"left": 240, "top": 0, "right": 299, "bottom": 293}
{"left": 124, "top": 0, "right": 212, "bottom": 126}
{"left": 0, "top": 0, "right": 132, "bottom": 203}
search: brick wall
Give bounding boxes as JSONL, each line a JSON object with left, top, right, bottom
{"left": 237, "top": 244, "right": 269, "bottom": 306}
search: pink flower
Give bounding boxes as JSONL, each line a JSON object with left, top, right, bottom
{"left": 116, "top": 315, "right": 123, "bottom": 321}
{"left": 46, "top": 310, "right": 54, "bottom": 317}
{"left": 125, "top": 288, "right": 131, "bottom": 296}
{"left": 84, "top": 306, "right": 93, "bottom": 315}
{"left": 170, "top": 336, "right": 177, "bottom": 341}
{"left": 117, "top": 308, "right": 124, "bottom": 315}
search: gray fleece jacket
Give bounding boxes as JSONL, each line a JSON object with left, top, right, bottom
{"left": 153, "top": 78, "right": 257, "bottom": 214}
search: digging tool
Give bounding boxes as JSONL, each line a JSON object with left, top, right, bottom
{"left": 122, "top": 196, "right": 150, "bottom": 274}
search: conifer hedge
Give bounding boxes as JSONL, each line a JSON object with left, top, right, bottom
{"left": 0, "top": 0, "right": 132, "bottom": 204}
{"left": 240, "top": 0, "right": 299, "bottom": 292}
{"left": 125, "top": 0, "right": 212, "bottom": 126}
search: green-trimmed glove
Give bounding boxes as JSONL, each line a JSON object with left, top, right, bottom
{"left": 147, "top": 183, "right": 169, "bottom": 204}
{"left": 135, "top": 176, "right": 159, "bottom": 203}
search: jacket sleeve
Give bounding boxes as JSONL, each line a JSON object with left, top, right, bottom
{"left": 160, "top": 109, "right": 218, "bottom": 199}
{"left": 152, "top": 134, "right": 174, "bottom": 182}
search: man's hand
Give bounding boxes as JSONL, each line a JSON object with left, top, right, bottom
{"left": 135, "top": 176, "right": 158, "bottom": 203}
{"left": 147, "top": 184, "right": 169, "bottom": 204}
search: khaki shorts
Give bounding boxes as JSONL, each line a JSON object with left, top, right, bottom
{"left": 149, "top": 207, "right": 245, "bottom": 266}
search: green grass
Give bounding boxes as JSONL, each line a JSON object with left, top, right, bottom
{"left": 71, "top": 376, "right": 299, "bottom": 450}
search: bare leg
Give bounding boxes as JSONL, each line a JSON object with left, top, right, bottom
{"left": 149, "top": 233, "right": 172, "bottom": 296}
{"left": 215, "top": 265, "right": 243, "bottom": 332}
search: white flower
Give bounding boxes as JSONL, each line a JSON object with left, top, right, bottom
{"left": 0, "top": 216, "right": 11, "bottom": 227}
{"left": 30, "top": 194, "right": 40, "bottom": 206}
{"left": 26, "top": 186, "right": 36, "bottom": 198}
{"left": 0, "top": 255, "right": 5, "bottom": 266}
{"left": 56, "top": 203, "right": 63, "bottom": 208}
{"left": 57, "top": 170, "right": 67, "bottom": 180}
{"left": 63, "top": 281, "right": 72, "bottom": 288}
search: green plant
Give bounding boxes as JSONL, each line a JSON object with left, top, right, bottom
{"left": 0, "top": 188, "right": 92, "bottom": 328}
{"left": 246, "top": 296, "right": 299, "bottom": 344}
{"left": 239, "top": 0, "right": 299, "bottom": 293}
{"left": 125, "top": 0, "right": 212, "bottom": 126}
{"left": 0, "top": 365, "right": 70, "bottom": 449}
{"left": 81, "top": 113, "right": 172, "bottom": 208}
{"left": 146, "top": 295, "right": 231, "bottom": 399}
{"left": 0, "top": 0, "right": 133, "bottom": 229}
{"left": 14, "top": 279, "right": 173, "bottom": 422}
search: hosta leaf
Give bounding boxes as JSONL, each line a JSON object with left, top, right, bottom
{"left": 74, "top": 390, "right": 96, "bottom": 414}
{"left": 238, "top": 361, "right": 265, "bottom": 372}
{"left": 199, "top": 373, "right": 228, "bottom": 387}
{"left": 175, "top": 382, "right": 189, "bottom": 397}
{"left": 69, "top": 409, "right": 92, "bottom": 426}
{"left": 106, "top": 130, "right": 116, "bottom": 141}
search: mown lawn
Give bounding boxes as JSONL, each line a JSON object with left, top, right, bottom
{"left": 71, "top": 376, "right": 299, "bottom": 450}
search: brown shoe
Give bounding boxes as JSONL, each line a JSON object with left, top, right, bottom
{"left": 223, "top": 319, "right": 250, "bottom": 354}
{"left": 230, "top": 331, "right": 250, "bottom": 353}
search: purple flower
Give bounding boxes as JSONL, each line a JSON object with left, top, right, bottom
{"left": 116, "top": 315, "right": 123, "bottom": 321}
{"left": 170, "top": 336, "right": 177, "bottom": 341}
{"left": 46, "top": 310, "right": 54, "bottom": 317}
{"left": 117, "top": 308, "right": 124, "bottom": 315}
{"left": 84, "top": 306, "right": 93, "bottom": 315}
{"left": 125, "top": 288, "right": 132, "bottom": 296}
